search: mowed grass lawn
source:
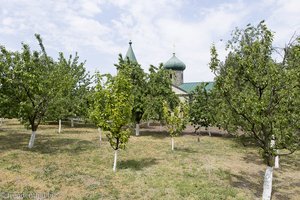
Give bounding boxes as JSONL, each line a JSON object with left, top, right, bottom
{"left": 0, "top": 119, "right": 299, "bottom": 200}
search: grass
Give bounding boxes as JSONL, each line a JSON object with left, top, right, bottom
{"left": 0, "top": 119, "right": 299, "bottom": 199}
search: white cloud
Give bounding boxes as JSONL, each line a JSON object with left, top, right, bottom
{"left": 266, "top": 0, "right": 300, "bottom": 45}
{"left": 0, "top": 0, "right": 299, "bottom": 81}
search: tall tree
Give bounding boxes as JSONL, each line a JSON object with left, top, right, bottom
{"left": 189, "top": 83, "right": 215, "bottom": 140}
{"left": 115, "top": 55, "right": 147, "bottom": 136}
{"left": 45, "top": 53, "right": 92, "bottom": 128}
{"left": 210, "top": 21, "right": 300, "bottom": 199}
{"left": 163, "top": 101, "right": 189, "bottom": 151}
{"left": 90, "top": 66, "right": 134, "bottom": 172}
{"left": 0, "top": 34, "right": 86, "bottom": 148}
{"left": 144, "top": 64, "right": 179, "bottom": 127}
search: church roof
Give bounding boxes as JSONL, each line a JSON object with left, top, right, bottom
{"left": 125, "top": 40, "right": 137, "bottom": 63}
{"left": 179, "top": 82, "right": 214, "bottom": 93}
{"left": 164, "top": 53, "right": 186, "bottom": 71}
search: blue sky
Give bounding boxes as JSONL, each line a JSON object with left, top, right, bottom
{"left": 1, "top": 0, "right": 299, "bottom": 82}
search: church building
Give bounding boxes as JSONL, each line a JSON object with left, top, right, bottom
{"left": 125, "top": 41, "right": 213, "bottom": 99}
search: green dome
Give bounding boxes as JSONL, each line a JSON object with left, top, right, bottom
{"left": 164, "top": 53, "right": 186, "bottom": 71}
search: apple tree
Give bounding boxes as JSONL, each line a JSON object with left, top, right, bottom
{"left": 210, "top": 21, "right": 300, "bottom": 199}
{"left": 163, "top": 101, "right": 189, "bottom": 151}
{"left": 90, "top": 66, "right": 133, "bottom": 172}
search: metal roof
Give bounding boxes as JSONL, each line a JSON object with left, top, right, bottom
{"left": 179, "top": 82, "right": 214, "bottom": 93}
{"left": 125, "top": 40, "right": 137, "bottom": 63}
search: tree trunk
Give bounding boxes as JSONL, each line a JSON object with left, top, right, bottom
{"left": 208, "top": 127, "right": 211, "bottom": 137}
{"left": 271, "top": 136, "right": 279, "bottom": 168}
{"left": 262, "top": 166, "right": 273, "bottom": 200}
{"left": 71, "top": 118, "right": 74, "bottom": 127}
{"left": 171, "top": 137, "right": 174, "bottom": 151}
{"left": 58, "top": 119, "right": 61, "bottom": 133}
{"left": 275, "top": 150, "right": 279, "bottom": 169}
{"left": 98, "top": 127, "right": 102, "bottom": 144}
{"left": 159, "top": 122, "right": 162, "bottom": 132}
{"left": 0, "top": 118, "right": 3, "bottom": 126}
{"left": 113, "top": 150, "right": 118, "bottom": 172}
{"left": 135, "top": 123, "right": 140, "bottom": 136}
{"left": 28, "top": 131, "right": 36, "bottom": 148}
{"left": 147, "top": 120, "right": 150, "bottom": 127}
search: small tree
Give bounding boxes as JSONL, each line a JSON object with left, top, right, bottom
{"left": 90, "top": 68, "right": 133, "bottom": 172}
{"left": 163, "top": 101, "right": 189, "bottom": 151}
{"left": 210, "top": 21, "right": 300, "bottom": 199}
{"left": 189, "top": 83, "right": 215, "bottom": 140}
{"left": 89, "top": 75, "right": 103, "bottom": 144}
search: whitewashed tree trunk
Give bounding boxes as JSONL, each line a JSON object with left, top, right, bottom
{"left": 71, "top": 118, "right": 74, "bottom": 127}
{"left": 171, "top": 137, "right": 174, "bottom": 151}
{"left": 135, "top": 123, "right": 140, "bottom": 136}
{"left": 28, "top": 131, "right": 36, "bottom": 148}
{"left": 98, "top": 127, "right": 102, "bottom": 144}
{"left": 271, "top": 136, "right": 279, "bottom": 168}
{"left": 147, "top": 120, "right": 150, "bottom": 127}
{"left": 0, "top": 118, "right": 3, "bottom": 126}
{"left": 58, "top": 119, "right": 61, "bottom": 133}
{"left": 113, "top": 150, "right": 118, "bottom": 172}
{"left": 262, "top": 166, "right": 273, "bottom": 200}
{"left": 208, "top": 127, "right": 211, "bottom": 137}
{"left": 275, "top": 150, "right": 279, "bottom": 169}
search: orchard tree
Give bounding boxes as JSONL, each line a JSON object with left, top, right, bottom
{"left": 144, "top": 64, "right": 179, "bottom": 128}
{"left": 0, "top": 34, "right": 86, "bottom": 148}
{"left": 189, "top": 83, "right": 215, "bottom": 140}
{"left": 115, "top": 55, "right": 147, "bottom": 136}
{"left": 90, "top": 67, "right": 134, "bottom": 172}
{"left": 163, "top": 101, "right": 189, "bottom": 151}
{"left": 88, "top": 74, "right": 103, "bottom": 144}
{"left": 45, "top": 53, "right": 92, "bottom": 131}
{"left": 210, "top": 21, "right": 300, "bottom": 199}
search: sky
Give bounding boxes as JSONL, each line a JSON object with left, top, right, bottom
{"left": 0, "top": 0, "right": 299, "bottom": 82}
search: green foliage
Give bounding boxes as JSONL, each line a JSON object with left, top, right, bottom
{"left": 189, "top": 83, "right": 215, "bottom": 133}
{"left": 144, "top": 64, "right": 179, "bottom": 123}
{"left": 90, "top": 64, "right": 133, "bottom": 150}
{"left": 0, "top": 34, "right": 86, "bottom": 131}
{"left": 210, "top": 21, "right": 300, "bottom": 166}
{"left": 163, "top": 101, "right": 189, "bottom": 137}
{"left": 45, "top": 53, "right": 92, "bottom": 121}
{"left": 115, "top": 54, "right": 147, "bottom": 124}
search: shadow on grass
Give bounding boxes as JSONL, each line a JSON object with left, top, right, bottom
{"left": 0, "top": 132, "right": 97, "bottom": 154}
{"left": 119, "top": 158, "right": 158, "bottom": 170}
{"left": 139, "top": 129, "right": 230, "bottom": 138}
{"left": 195, "top": 130, "right": 229, "bottom": 137}
{"left": 175, "top": 147, "right": 198, "bottom": 153}
{"left": 139, "top": 130, "right": 170, "bottom": 138}
{"left": 0, "top": 132, "right": 29, "bottom": 151}
{"left": 230, "top": 169, "right": 299, "bottom": 199}
{"left": 279, "top": 154, "right": 300, "bottom": 172}
{"left": 46, "top": 121, "right": 97, "bottom": 128}
{"left": 31, "top": 138, "right": 97, "bottom": 154}
{"left": 272, "top": 168, "right": 300, "bottom": 200}
{"left": 236, "top": 135, "right": 261, "bottom": 148}
{"left": 230, "top": 171, "right": 263, "bottom": 198}
{"left": 242, "top": 153, "right": 264, "bottom": 165}
{"left": 59, "top": 129, "right": 93, "bottom": 134}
